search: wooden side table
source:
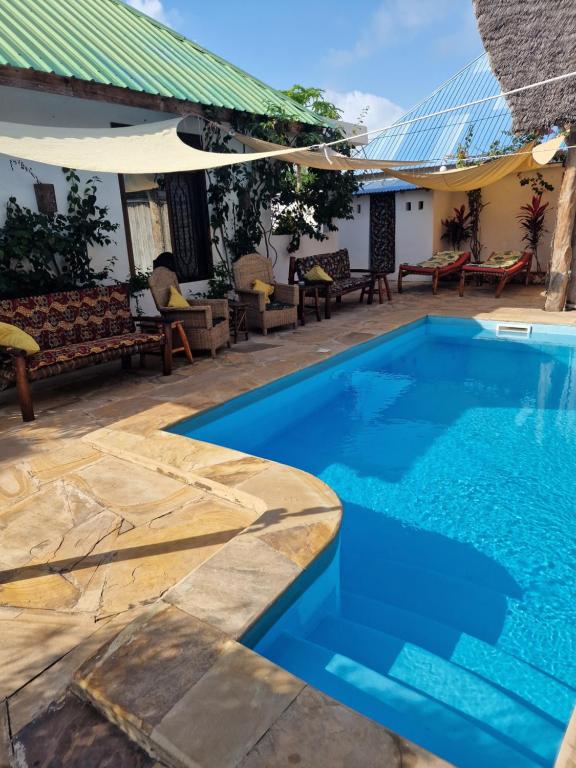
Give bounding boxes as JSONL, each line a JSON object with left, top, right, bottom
{"left": 138, "top": 316, "right": 193, "bottom": 364}
{"left": 228, "top": 301, "right": 249, "bottom": 343}
{"left": 372, "top": 271, "right": 392, "bottom": 303}
{"left": 298, "top": 283, "right": 322, "bottom": 325}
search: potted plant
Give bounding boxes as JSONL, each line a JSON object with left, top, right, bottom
{"left": 516, "top": 194, "right": 549, "bottom": 281}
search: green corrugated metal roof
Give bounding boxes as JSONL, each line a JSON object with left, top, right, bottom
{"left": 0, "top": 0, "right": 324, "bottom": 125}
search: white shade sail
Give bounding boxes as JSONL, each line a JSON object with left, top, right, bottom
{"left": 0, "top": 117, "right": 418, "bottom": 174}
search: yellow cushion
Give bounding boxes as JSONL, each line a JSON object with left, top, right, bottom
{"left": 167, "top": 285, "right": 189, "bottom": 308}
{"left": 251, "top": 279, "right": 275, "bottom": 304}
{"left": 304, "top": 265, "right": 333, "bottom": 282}
{"left": 0, "top": 322, "right": 40, "bottom": 354}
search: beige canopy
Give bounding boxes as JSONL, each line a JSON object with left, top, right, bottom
{"left": 234, "top": 134, "right": 421, "bottom": 170}
{"left": 382, "top": 134, "right": 564, "bottom": 192}
{"left": 0, "top": 117, "right": 416, "bottom": 174}
{"left": 0, "top": 117, "right": 562, "bottom": 188}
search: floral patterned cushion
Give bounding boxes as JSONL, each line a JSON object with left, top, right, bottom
{"left": 418, "top": 251, "right": 464, "bottom": 269}
{"left": 481, "top": 251, "right": 523, "bottom": 269}
{"left": 0, "top": 285, "right": 135, "bottom": 351}
{"left": 27, "top": 333, "right": 161, "bottom": 373}
{"left": 295, "top": 250, "right": 351, "bottom": 281}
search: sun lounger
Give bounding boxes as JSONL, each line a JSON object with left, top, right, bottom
{"left": 397, "top": 251, "right": 471, "bottom": 295}
{"left": 458, "top": 251, "right": 532, "bottom": 298}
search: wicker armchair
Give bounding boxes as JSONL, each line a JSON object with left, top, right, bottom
{"left": 232, "top": 253, "right": 298, "bottom": 335}
{"left": 148, "top": 267, "right": 230, "bottom": 358}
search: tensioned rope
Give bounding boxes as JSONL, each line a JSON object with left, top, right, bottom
{"left": 226, "top": 67, "right": 576, "bottom": 160}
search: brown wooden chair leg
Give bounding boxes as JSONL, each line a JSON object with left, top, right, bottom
{"left": 377, "top": 276, "right": 383, "bottom": 304}
{"left": 383, "top": 274, "right": 392, "bottom": 302}
{"left": 13, "top": 354, "right": 34, "bottom": 422}
{"left": 314, "top": 289, "right": 321, "bottom": 322}
{"left": 325, "top": 295, "right": 331, "bottom": 319}
{"left": 359, "top": 287, "right": 365, "bottom": 303}
{"left": 458, "top": 271, "right": 466, "bottom": 297}
{"left": 367, "top": 278, "right": 375, "bottom": 305}
{"left": 432, "top": 269, "right": 440, "bottom": 296}
{"left": 495, "top": 275, "right": 509, "bottom": 298}
{"left": 175, "top": 322, "right": 193, "bottom": 364}
{"left": 162, "top": 328, "right": 172, "bottom": 376}
{"left": 397, "top": 269, "right": 404, "bottom": 294}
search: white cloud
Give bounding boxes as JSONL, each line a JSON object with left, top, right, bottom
{"left": 126, "top": 0, "right": 169, "bottom": 24}
{"left": 324, "top": 89, "right": 405, "bottom": 133}
{"left": 326, "top": 0, "right": 465, "bottom": 67}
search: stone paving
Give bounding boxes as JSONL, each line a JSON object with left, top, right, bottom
{"left": 1, "top": 283, "right": 575, "bottom": 767}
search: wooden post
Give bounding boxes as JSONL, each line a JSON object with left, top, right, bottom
{"left": 545, "top": 128, "right": 576, "bottom": 311}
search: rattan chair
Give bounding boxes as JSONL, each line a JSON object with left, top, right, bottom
{"left": 232, "top": 253, "right": 298, "bottom": 335}
{"left": 148, "top": 267, "right": 230, "bottom": 358}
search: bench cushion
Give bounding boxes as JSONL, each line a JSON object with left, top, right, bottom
{"left": 295, "top": 250, "right": 351, "bottom": 281}
{"left": 0, "top": 332, "right": 163, "bottom": 383}
{"left": 0, "top": 285, "right": 135, "bottom": 351}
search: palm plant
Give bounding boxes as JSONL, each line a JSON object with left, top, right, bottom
{"left": 516, "top": 194, "right": 549, "bottom": 277}
{"left": 441, "top": 205, "right": 472, "bottom": 250}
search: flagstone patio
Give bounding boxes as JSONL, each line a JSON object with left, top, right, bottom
{"left": 1, "top": 284, "right": 575, "bottom": 768}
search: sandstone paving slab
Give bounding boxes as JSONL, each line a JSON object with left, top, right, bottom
{"left": 69, "top": 456, "right": 202, "bottom": 525}
{"left": 84, "top": 497, "right": 257, "bottom": 618}
{"left": 75, "top": 606, "right": 233, "bottom": 737}
{"left": 239, "top": 686, "right": 452, "bottom": 768}
{"left": 164, "top": 535, "right": 301, "bottom": 638}
{"left": 151, "top": 642, "right": 304, "bottom": 768}
{"left": 13, "top": 693, "right": 156, "bottom": 768}
{"left": 0, "top": 611, "right": 102, "bottom": 699}
{"left": 0, "top": 465, "right": 38, "bottom": 506}
{"left": 0, "top": 481, "right": 121, "bottom": 611}
{"left": 8, "top": 610, "right": 141, "bottom": 736}
{"left": 25, "top": 442, "right": 102, "bottom": 482}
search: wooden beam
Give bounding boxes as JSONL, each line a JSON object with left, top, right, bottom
{"left": 545, "top": 128, "right": 576, "bottom": 311}
{"left": 0, "top": 66, "right": 234, "bottom": 122}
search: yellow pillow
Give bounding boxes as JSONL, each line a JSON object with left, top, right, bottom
{"left": 251, "top": 279, "right": 275, "bottom": 304}
{"left": 167, "top": 285, "right": 189, "bottom": 308}
{"left": 304, "top": 265, "right": 333, "bottom": 282}
{"left": 0, "top": 322, "right": 40, "bottom": 354}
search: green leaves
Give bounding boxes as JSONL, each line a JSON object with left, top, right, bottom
{"left": 0, "top": 168, "right": 118, "bottom": 298}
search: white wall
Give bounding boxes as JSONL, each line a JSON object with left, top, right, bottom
{"left": 394, "top": 190, "right": 434, "bottom": 280}
{"left": 338, "top": 196, "right": 371, "bottom": 271}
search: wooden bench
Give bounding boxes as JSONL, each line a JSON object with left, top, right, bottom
{"left": 0, "top": 284, "right": 171, "bottom": 422}
{"left": 289, "top": 249, "right": 390, "bottom": 319}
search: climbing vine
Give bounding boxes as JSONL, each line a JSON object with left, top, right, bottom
{"left": 202, "top": 86, "right": 360, "bottom": 295}
{"left": 0, "top": 168, "right": 118, "bottom": 298}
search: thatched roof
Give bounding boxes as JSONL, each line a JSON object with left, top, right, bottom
{"left": 473, "top": 0, "right": 576, "bottom": 133}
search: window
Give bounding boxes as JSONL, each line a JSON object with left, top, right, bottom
{"left": 418, "top": 200, "right": 424, "bottom": 210}
{"left": 406, "top": 201, "right": 412, "bottom": 211}
{"left": 118, "top": 129, "right": 212, "bottom": 283}
{"left": 164, "top": 169, "right": 212, "bottom": 282}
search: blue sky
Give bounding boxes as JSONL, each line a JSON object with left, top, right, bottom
{"left": 127, "top": 0, "right": 486, "bottom": 131}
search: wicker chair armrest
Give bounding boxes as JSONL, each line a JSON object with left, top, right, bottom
{"left": 273, "top": 283, "right": 298, "bottom": 305}
{"left": 187, "top": 298, "right": 228, "bottom": 319}
{"left": 236, "top": 289, "right": 266, "bottom": 312}
{"left": 160, "top": 306, "right": 212, "bottom": 328}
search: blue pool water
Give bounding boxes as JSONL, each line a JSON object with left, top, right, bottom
{"left": 170, "top": 317, "right": 576, "bottom": 767}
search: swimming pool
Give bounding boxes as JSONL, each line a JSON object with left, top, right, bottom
{"left": 170, "top": 317, "right": 576, "bottom": 768}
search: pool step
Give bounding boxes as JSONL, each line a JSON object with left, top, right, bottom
{"left": 341, "top": 555, "right": 515, "bottom": 644}
{"left": 310, "top": 614, "right": 562, "bottom": 764}
{"left": 341, "top": 590, "right": 575, "bottom": 725}
{"left": 266, "top": 631, "right": 545, "bottom": 768}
